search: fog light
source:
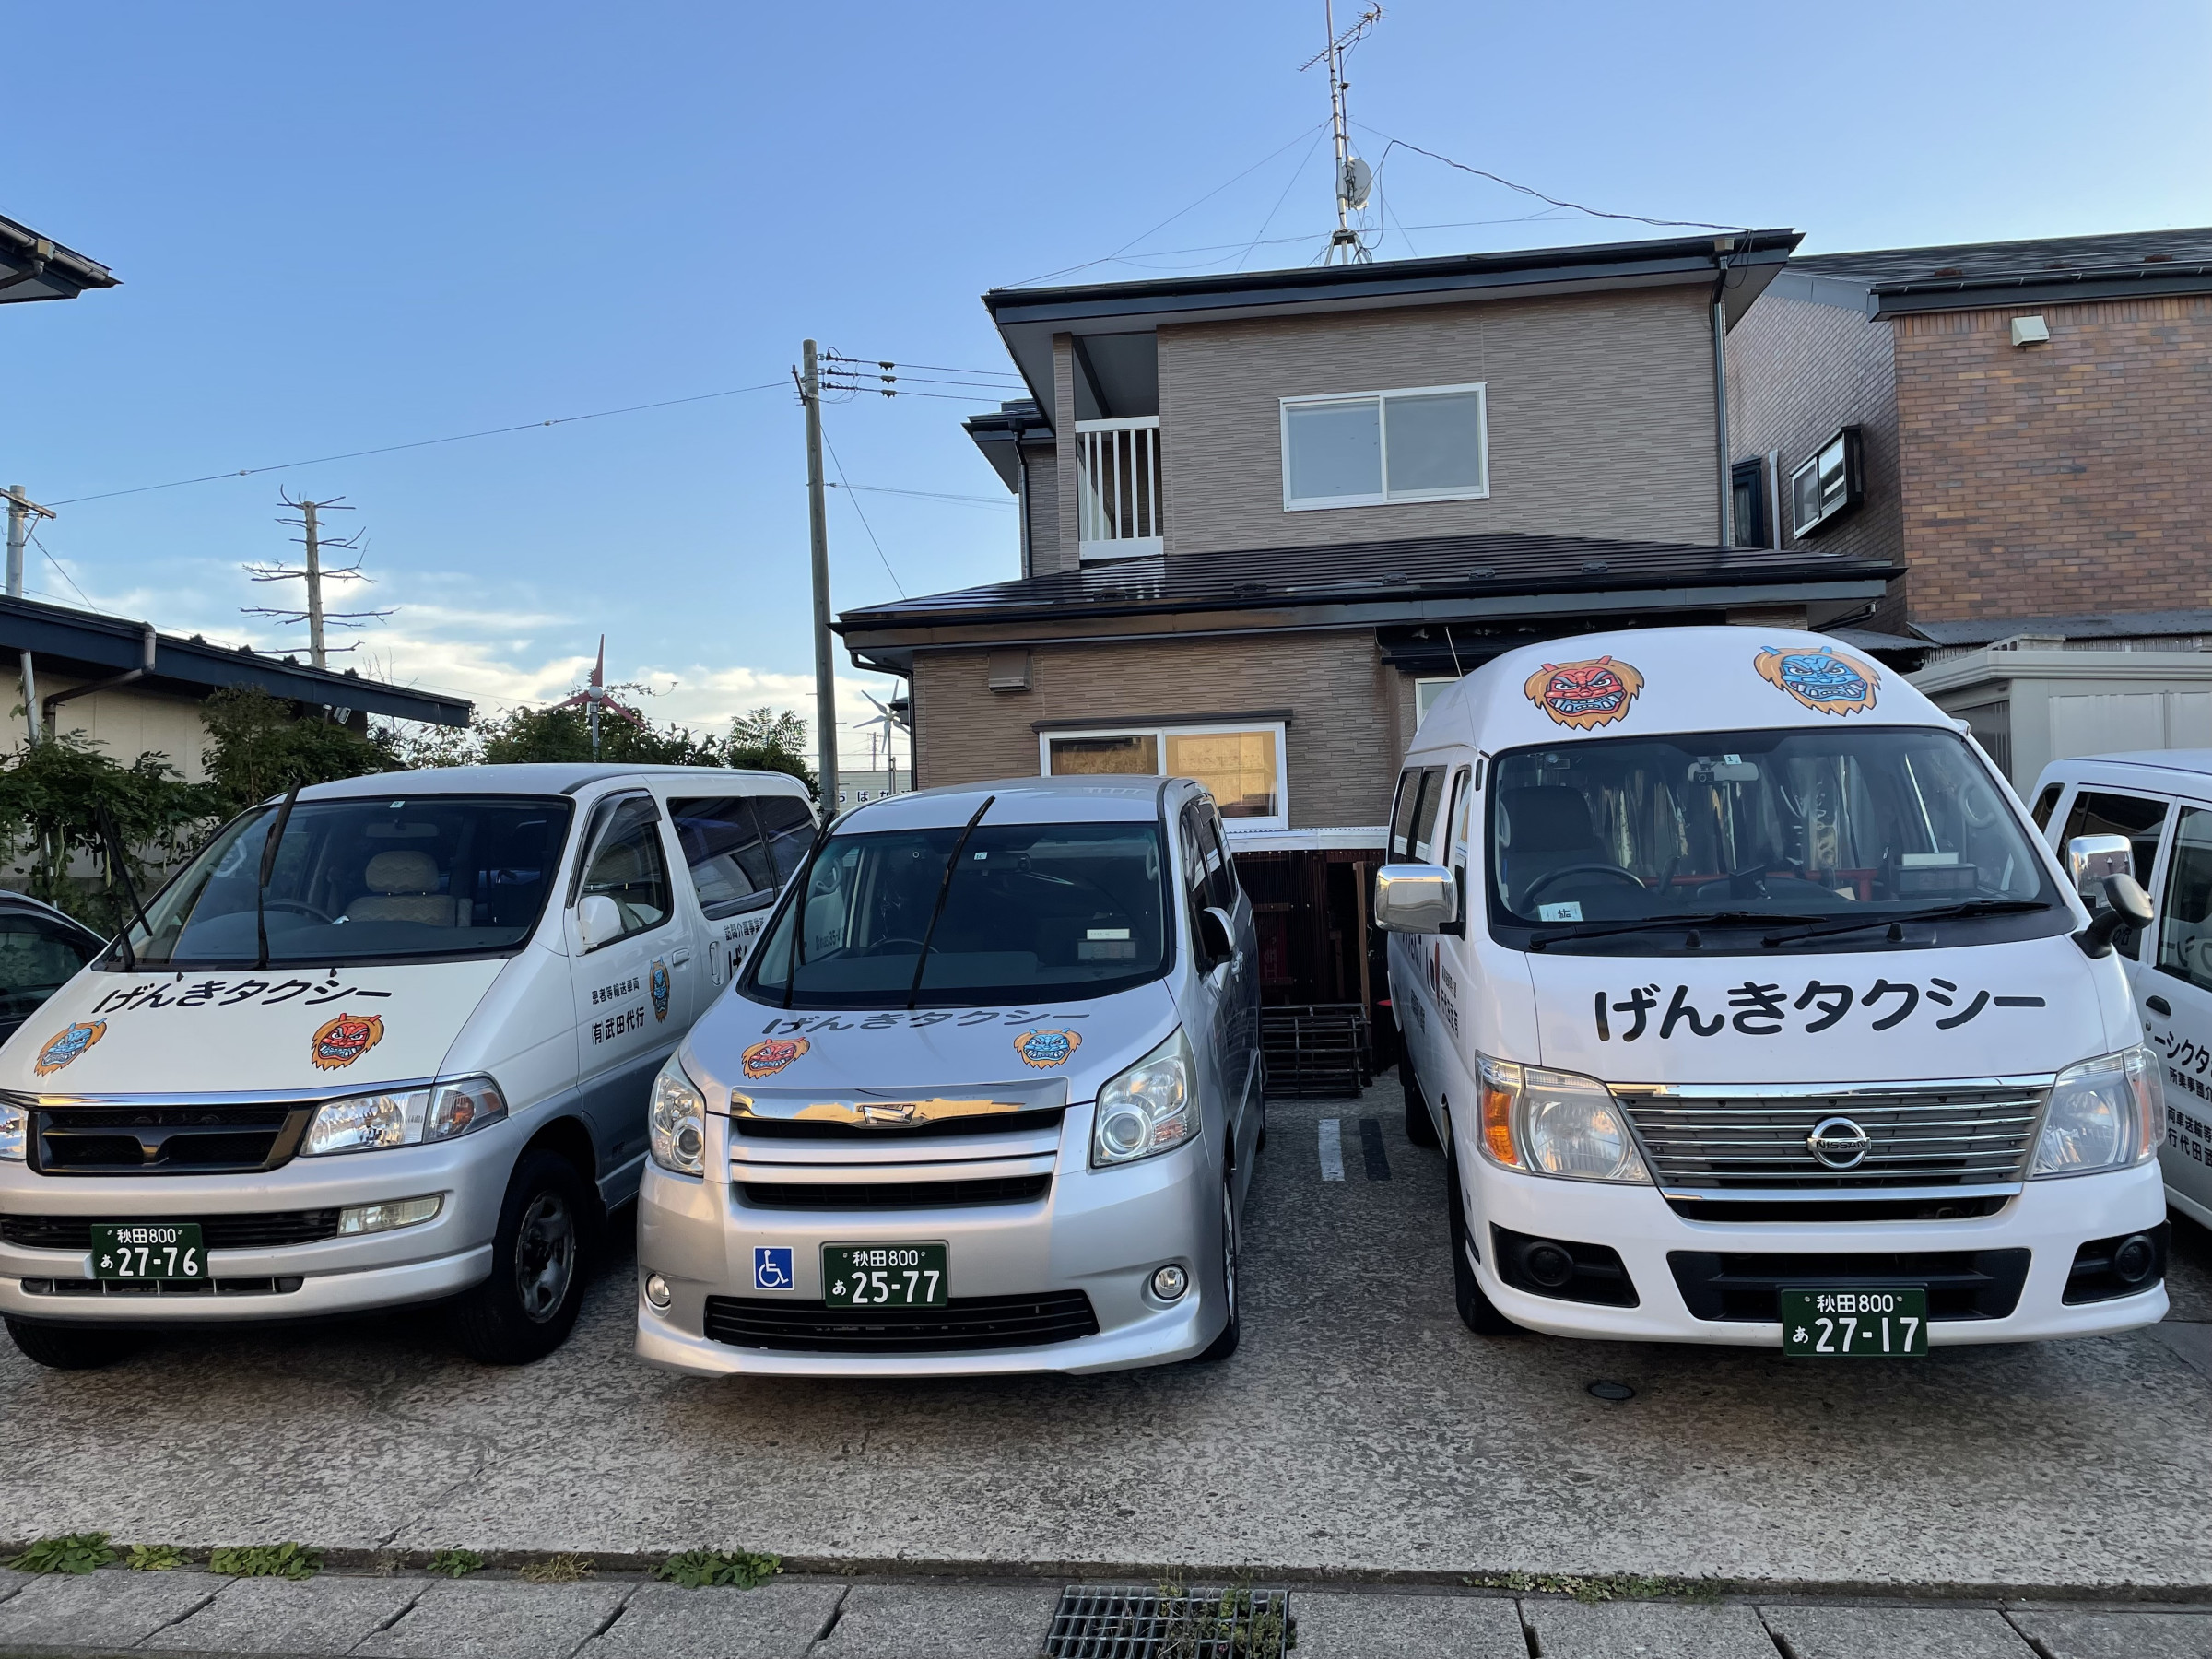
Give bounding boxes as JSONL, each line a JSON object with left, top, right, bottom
{"left": 1521, "top": 1240, "right": 1577, "bottom": 1289}
{"left": 1150, "top": 1265, "right": 1188, "bottom": 1301}
{"left": 2112, "top": 1233, "right": 2158, "bottom": 1286}
{"left": 336, "top": 1194, "right": 443, "bottom": 1236}
{"left": 643, "top": 1272, "right": 674, "bottom": 1311}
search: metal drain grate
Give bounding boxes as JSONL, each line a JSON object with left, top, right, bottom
{"left": 1042, "top": 1584, "right": 1293, "bottom": 1657}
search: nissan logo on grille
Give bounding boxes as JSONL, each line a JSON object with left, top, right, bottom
{"left": 1806, "top": 1116, "right": 1873, "bottom": 1170}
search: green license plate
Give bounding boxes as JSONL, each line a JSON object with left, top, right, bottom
{"left": 1781, "top": 1288, "right": 1928, "bottom": 1357}
{"left": 90, "top": 1222, "right": 206, "bottom": 1282}
{"left": 821, "top": 1242, "right": 947, "bottom": 1308}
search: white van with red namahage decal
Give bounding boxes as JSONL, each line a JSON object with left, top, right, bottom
{"left": 1378, "top": 626, "right": 2170, "bottom": 1354}
{"left": 0, "top": 764, "right": 814, "bottom": 1370}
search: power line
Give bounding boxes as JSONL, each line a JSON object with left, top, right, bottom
{"left": 818, "top": 426, "right": 906, "bottom": 599}
{"left": 1353, "top": 124, "right": 1748, "bottom": 233}
{"left": 828, "top": 482, "right": 1012, "bottom": 509}
{"left": 28, "top": 527, "right": 95, "bottom": 610}
{"left": 1234, "top": 124, "right": 1334, "bottom": 272}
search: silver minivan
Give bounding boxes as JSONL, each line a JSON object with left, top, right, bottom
{"left": 634, "top": 775, "right": 1264, "bottom": 1377}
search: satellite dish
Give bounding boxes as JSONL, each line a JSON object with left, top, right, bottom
{"left": 1339, "top": 154, "right": 1373, "bottom": 210}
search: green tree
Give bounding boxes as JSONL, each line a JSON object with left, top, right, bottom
{"left": 199, "top": 686, "right": 400, "bottom": 818}
{"left": 0, "top": 733, "right": 212, "bottom": 930}
{"left": 475, "top": 704, "right": 726, "bottom": 767}
{"left": 724, "top": 707, "right": 816, "bottom": 793}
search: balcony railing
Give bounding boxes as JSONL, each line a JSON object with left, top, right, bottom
{"left": 1077, "top": 417, "right": 1161, "bottom": 560}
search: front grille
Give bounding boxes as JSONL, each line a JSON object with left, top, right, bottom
{"left": 732, "top": 1106, "right": 1065, "bottom": 1141}
{"left": 1620, "top": 1084, "right": 2046, "bottom": 1189}
{"left": 1665, "top": 1194, "right": 2012, "bottom": 1224}
{"left": 31, "top": 1104, "right": 311, "bottom": 1175}
{"left": 704, "top": 1289, "right": 1099, "bottom": 1353}
{"left": 735, "top": 1175, "right": 1052, "bottom": 1211}
{"left": 1668, "top": 1249, "right": 2031, "bottom": 1322}
{"left": 20, "top": 1276, "right": 305, "bottom": 1298}
{"left": 0, "top": 1211, "right": 342, "bottom": 1251}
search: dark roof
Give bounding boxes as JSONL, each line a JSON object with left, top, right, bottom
{"left": 0, "top": 214, "right": 118, "bottom": 303}
{"left": 0, "top": 594, "right": 470, "bottom": 726}
{"left": 1912, "top": 609, "right": 2212, "bottom": 647}
{"left": 839, "top": 530, "right": 1898, "bottom": 634}
{"left": 959, "top": 399, "right": 1050, "bottom": 490}
{"left": 1778, "top": 228, "right": 2212, "bottom": 316}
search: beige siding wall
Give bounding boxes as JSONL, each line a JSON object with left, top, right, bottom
{"left": 1019, "top": 438, "right": 1060, "bottom": 576}
{"left": 1156, "top": 288, "right": 1720, "bottom": 556}
{"left": 912, "top": 630, "right": 1406, "bottom": 829}
{"left": 1050, "top": 335, "right": 1081, "bottom": 576}
{"left": 16, "top": 679, "right": 211, "bottom": 782}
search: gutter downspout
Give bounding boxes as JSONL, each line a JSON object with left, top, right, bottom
{"left": 1712, "top": 237, "right": 1735, "bottom": 545}
{"left": 42, "top": 621, "right": 156, "bottom": 738}
{"left": 18, "top": 652, "right": 38, "bottom": 747}
{"left": 1016, "top": 443, "right": 1031, "bottom": 580}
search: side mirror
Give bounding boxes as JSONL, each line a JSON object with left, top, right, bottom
{"left": 2066, "top": 833, "right": 2134, "bottom": 897}
{"left": 2077, "top": 873, "right": 2155, "bottom": 959}
{"left": 576, "top": 893, "right": 623, "bottom": 953}
{"left": 1373, "top": 863, "right": 1457, "bottom": 934}
{"left": 1196, "top": 905, "right": 1236, "bottom": 970}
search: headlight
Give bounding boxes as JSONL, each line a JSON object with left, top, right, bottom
{"left": 300, "top": 1077, "right": 508, "bottom": 1157}
{"left": 1090, "top": 1028, "right": 1196, "bottom": 1168}
{"left": 650, "top": 1053, "right": 708, "bottom": 1176}
{"left": 1477, "top": 1055, "right": 1650, "bottom": 1183}
{"left": 2032, "top": 1046, "right": 2161, "bottom": 1177}
{"left": 0, "top": 1099, "right": 26, "bottom": 1162}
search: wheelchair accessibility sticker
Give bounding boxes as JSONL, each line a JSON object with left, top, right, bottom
{"left": 752, "top": 1246, "right": 794, "bottom": 1290}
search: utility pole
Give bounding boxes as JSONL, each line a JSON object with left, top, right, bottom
{"left": 300, "top": 500, "right": 328, "bottom": 669}
{"left": 6, "top": 485, "right": 57, "bottom": 601}
{"left": 244, "top": 492, "right": 389, "bottom": 667}
{"left": 801, "top": 339, "right": 840, "bottom": 808}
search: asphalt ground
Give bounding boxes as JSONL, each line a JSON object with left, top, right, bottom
{"left": 1, "top": 1075, "right": 2207, "bottom": 1594}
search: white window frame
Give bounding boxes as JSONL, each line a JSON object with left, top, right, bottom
{"left": 1279, "top": 382, "right": 1490, "bottom": 512}
{"left": 1037, "top": 720, "right": 1291, "bottom": 833}
{"left": 1415, "top": 677, "right": 1459, "bottom": 730}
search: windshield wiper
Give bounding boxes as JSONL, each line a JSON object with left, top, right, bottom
{"left": 906, "top": 794, "right": 994, "bottom": 1009}
{"left": 1529, "top": 911, "right": 1833, "bottom": 950}
{"left": 1760, "top": 898, "right": 2051, "bottom": 948}
{"left": 94, "top": 806, "right": 150, "bottom": 972}
{"left": 254, "top": 784, "right": 300, "bottom": 971}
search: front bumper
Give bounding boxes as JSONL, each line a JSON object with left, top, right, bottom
{"left": 1464, "top": 1156, "right": 2171, "bottom": 1346}
{"left": 0, "top": 1130, "right": 513, "bottom": 1324}
{"left": 635, "top": 1109, "right": 1224, "bottom": 1378}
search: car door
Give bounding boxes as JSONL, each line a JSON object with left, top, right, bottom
{"left": 1197, "top": 801, "right": 1260, "bottom": 1150}
{"left": 1386, "top": 765, "right": 1448, "bottom": 1082}
{"left": 1429, "top": 764, "right": 1477, "bottom": 1130}
{"left": 2140, "top": 802, "right": 2212, "bottom": 1225}
{"left": 566, "top": 790, "right": 692, "bottom": 1199}
{"left": 2055, "top": 785, "right": 2171, "bottom": 963}
{"left": 1177, "top": 800, "right": 1242, "bottom": 1190}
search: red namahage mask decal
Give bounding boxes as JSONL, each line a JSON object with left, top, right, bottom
{"left": 310, "top": 1012, "right": 386, "bottom": 1072}
{"left": 1524, "top": 655, "right": 1645, "bottom": 730}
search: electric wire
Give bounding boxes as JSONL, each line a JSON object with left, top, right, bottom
{"left": 1352, "top": 123, "right": 1748, "bottom": 233}
{"left": 28, "top": 527, "right": 95, "bottom": 610}
{"left": 1233, "top": 124, "right": 1335, "bottom": 272}
{"left": 818, "top": 426, "right": 906, "bottom": 598}
{"left": 828, "top": 482, "right": 1012, "bottom": 509}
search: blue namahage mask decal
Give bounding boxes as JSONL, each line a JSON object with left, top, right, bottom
{"left": 1753, "top": 645, "right": 1879, "bottom": 715}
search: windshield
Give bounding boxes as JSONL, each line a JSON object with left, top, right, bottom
{"left": 0, "top": 908, "right": 98, "bottom": 1027}
{"left": 1488, "top": 726, "right": 2062, "bottom": 950}
{"left": 743, "top": 819, "right": 1171, "bottom": 1008}
{"left": 112, "top": 794, "right": 574, "bottom": 969}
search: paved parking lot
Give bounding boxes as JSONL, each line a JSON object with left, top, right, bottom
{"left": 1, "top": 1077, "right": 2207, "bottom": 1593}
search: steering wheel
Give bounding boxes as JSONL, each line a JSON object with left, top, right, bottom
{"left": 263, "top": 900, "right": 335, "bottom": 924}
{"left": 1959, "top": 779, "right": 2002, "bottom": 830}
{"left": 868, "top": 935, "right": 926, "bottom": 955}
{"left": 1523, "top": 864, "right": 1646, "bottom": 903}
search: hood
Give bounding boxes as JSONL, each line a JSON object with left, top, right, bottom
{"left": 685, "top": 982, "right": 1183, "bottom": 1110}
{"left": 1530, "top": 935, "right": 2126, "bottom": 1084}
{"left": 0, "top": 959, "right": 511, "bottom": 1096}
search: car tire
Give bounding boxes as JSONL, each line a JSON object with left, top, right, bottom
{"left": 5, "top": 1318, "right": 136, "bottom": 1371}
{"left": 1446, "top": 1141, "right": 1518, "bottom": 1337}
{"left": 1403, "top": 1062, "right": 1441, "bottom": 1149}
{"left": 451, "top": 1148, "right": 592, "bottom": 1366}
{"left": 1194, "top": 1178, "right": 1241, "bottom": 1363}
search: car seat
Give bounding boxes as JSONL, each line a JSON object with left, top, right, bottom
{"left": 344, "top": 851, "right": 466, "bottom": 927}
{"left": 1498, "top": 785, "right": 1606, "bottom": 907}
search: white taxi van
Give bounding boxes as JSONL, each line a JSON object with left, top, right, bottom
{"left": 0, "top": 763, "right": 813, "bottom": 1370}
{"left": 1378, "top": 626, "right": 2169, "bottom": 1356}
{"left": 2028, "top": 750, "right": 2212, "bottom": 1235}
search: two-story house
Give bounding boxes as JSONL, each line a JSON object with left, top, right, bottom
{"left": 837, "top": 234, "right": 1900, "bottom": 1008}
{"left": 1726, "top": 227, "right": 2212, "bottom": 788}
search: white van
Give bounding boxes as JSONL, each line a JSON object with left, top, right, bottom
{"left": 0, "top": 764, "right": 814, "bottom": 1370}
{"left": 1378, "top": 627, "right": 2169, "bottom": 1355}
{"left": 2029, "top": 750, "right": 2212, "bottom": 1234}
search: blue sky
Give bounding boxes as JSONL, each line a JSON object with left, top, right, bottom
{"left": 8, "top": 1, "right": 2207, "bottom": 766}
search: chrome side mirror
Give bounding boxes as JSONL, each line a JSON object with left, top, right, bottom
{"left": 2066, "top": 833, "right": 2134, "bottom": 897}
{"left": 1373, "top": 864, "right": 1457, "bottom": 934}
{"left": 1196, "top": 905, "right": 1236, "bottom": 970}
{"left": 576, "top": 893, "right": 623, "bottom": 953}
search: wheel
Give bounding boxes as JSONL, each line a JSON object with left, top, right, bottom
{"left": 1403, "top": 1062, "right": 1440, "bottom": 1149}
{"left": 1194, "top": 1178, "right": 1241, "bottom": 1362}
{"left": 1446, "top": 1142, "right": 1518, "bottom": 1336}
{"left": 452, "top": 1148, "right": 591, "bottom": 1365}
{"left": 6, "top": 1318, "right": 136, "bottom": 1371}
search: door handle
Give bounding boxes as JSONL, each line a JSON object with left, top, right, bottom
{"left": 672, "top": 947, "right": 692, "bottom": 966}
{"left": 2147, "top": 995, "right": 2172, "bottom": 1017}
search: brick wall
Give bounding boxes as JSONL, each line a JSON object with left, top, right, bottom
{"left": 911, "top": 630, "right": 1406, "bottom": 828}
{"left": 1894, "top": 296, "right": 2212, "bottom": 620}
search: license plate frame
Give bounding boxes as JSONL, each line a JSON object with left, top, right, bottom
{"left": 1781, "top": 1287, "right": 1928, "bottom": 1357}
{"left": 821, "top": 1241, "right": 947, "bottom": 1309}
{"left": 90, "top": 1222, "right": 207, "bottom": 1283}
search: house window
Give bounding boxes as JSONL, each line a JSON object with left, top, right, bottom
{"left": 1416, "top": 677, "right": 1459, "bottom": 728}
{"left": 1790, "top": 427, "right": 1863, "bottom": 537}
{"left": 1041, "top": 722, "right": 1288, "bottom": 830}
{"left": 1730, "top": 458, "right": 1769, "bottom": 548}
{"left": 1281, "top": 383, "right": 1488, "bottom": 511}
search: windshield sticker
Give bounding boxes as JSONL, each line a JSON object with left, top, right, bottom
{"left": 1013, "top": 1029, "right": 1083, "bottom": 1069}
{"left": 1754, "top": 645, "right": 1880, "bottom": 715}
{"left": 1525, "top": 657, "right": 1644, "bottom": 730}
{"left": 1594, "top": 979, "right": 2045, "bottom": 1041}
{"left": 310, "top": 1012, "right": 386, "bottom": 1071}
{"left": 756, "top": 1010, "right": 1094, "bottom": 1035}
{"left": 33, "top": 1020, "right": 107, "bottom": 1077}
{"left": 651, "top": 959, "right": 671, "bottom": 1022}
{"left": 742, "top": 1037, "right": 811, "bottom": 1078}
{"left": 90, "top": 975, "right": 394, "bottom": 1016}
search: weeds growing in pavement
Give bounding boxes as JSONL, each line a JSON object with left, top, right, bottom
{"left": 427, "top": 1549, "right": 485, "bottom": 1579}
{"left": 126, "top": 1544, "right": 188, "bottom": 1571}
{"left": 653, "top": 1549, "right": 782, "bottom": 1589}
{"left": 1147, "top": 1575, "right": 1294, "bottom": 1658}
{"left": 208, "top": 1543, "right": 322, "bottom": 1581}
{"left": 9, "top": 1534, "right": 115, "bottom": 1575}
{"left": 1461, "top": 1571, "right": 1720, "bottom": 1605}
{"left": 518, "top": 1554, "right": 594, "bottom": 1583}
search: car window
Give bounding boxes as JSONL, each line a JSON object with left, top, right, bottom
{"left": 1409, "top": 768, "right": 1446, "bottom": 863}
{"left": 1389, "top": 771, "right": 1421, "bottom": 858}
{"left": 1178, "top": 803, "right": 1211, "bottom": 930}
{"left": 2157, "top": 807, "right": 2212, "bottom": 993}
{"left": 0, "top": 911, "right": 98, "bottom": 1023}
{"left": 1447, "top": 767, "right": 1473, "bottom": 874}
{"left": 2059, "top": 789, "right": 2168, "bottom": 959}
{"left": 578, "top": 795, "right": 673, "bottom": 945}
{"left": 753, "top": 794, "right": 816, "bottom": 882}
{"left": 667, "top": 795, "right": 776, "bottom": 918}
{"left": 1200, "top": 805, "right": 1239, "bottom": 912}
{"left": 2031, "top": 782, "right": 2063, "bottom": 830}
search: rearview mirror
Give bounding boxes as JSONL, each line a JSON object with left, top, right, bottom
{"left": 1373, "top": 864, "right": 1457, "bottom": 934}
{"left": 576, "top": 893, "right": 623, "bottom": 953}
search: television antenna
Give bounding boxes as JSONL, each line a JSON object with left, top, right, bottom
{"left": 1301, "top": 2, "right": 1383, "bottom": 264}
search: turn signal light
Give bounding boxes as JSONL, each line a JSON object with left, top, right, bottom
{"left": 1480, "top": 1068, "right": 1520, "bottom": 1168}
